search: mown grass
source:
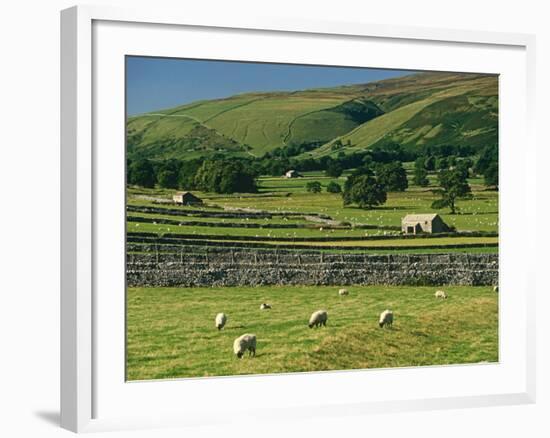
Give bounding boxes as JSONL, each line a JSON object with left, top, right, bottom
{"left": 127, "top": 285, "right": 498, "bottom": 380}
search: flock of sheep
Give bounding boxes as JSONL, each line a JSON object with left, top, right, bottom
{"left": 214, "top": 285, "right": 499, "bottom": 359}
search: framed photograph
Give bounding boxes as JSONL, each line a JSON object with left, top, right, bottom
{"left": 61, "top": 5, "right": 536, "bottom": 433}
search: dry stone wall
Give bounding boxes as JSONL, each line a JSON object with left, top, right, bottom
{"left": 127, "top": 248, "right": 498, "bottom": 287}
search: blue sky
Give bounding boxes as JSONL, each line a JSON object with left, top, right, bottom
{"left": 126, "top": 56, "right": 415, "bottom": 116}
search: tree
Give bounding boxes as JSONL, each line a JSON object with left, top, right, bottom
{"left": 343, "top": 174, "right": 387, "bottom": 209}
{"left": 266, "top": 158, "right": 290, "bottom": 176}
{"left": 194, "top": 160, "right": 223, "bottom": 192}
{"left": 326, "top": 181, "right": 342, "bottom": 193}
{"left": 454, "top": 159, "right": 471, "bottom": 179}
{"left": 474, "top": 144, "right": 498, "bottom": 176}
{"left": 484, "top": 162, "right": 498, "bottom": 188}
{"left": 424, "top": 155, "right": 436, "bottom": 171}
{"left": 178, "top": 159, "right": 202, "bottom": 190}
{"left": 377, "top": 161, "right": 408, "bottom": 192}
{"left": 325, "top": 161, "right": 343, "bottom": 178}
{"left": 431, "top": 168, "right": 472, "bottom": 214}
{"left": 157, "top": 169, "right": 179, "bottom": 189}
{"left": 413, "top": 157, "right": 429, "bottom": 187}
{"left": 414, "top": 167, "right": 429, "bottom": 187}
{"left": 218, "top": 161, "right": 257, "bottom": 193}
{"left": 129, "top": 159, "right": 155, "bottom": 188}
{"left": 306, "top": 181, "right": 322, "bottom": 193}
{"left": 435, "top": 156, "right": 449, "bottom": 171}
{"left": 194, "top": 160, "right": 256, "bottom": 194}
{"left": 126, "top": 158, "right": 133, "bottom": 184}
{"left": 474, "top": 145, "right": 498, "bottom": 188}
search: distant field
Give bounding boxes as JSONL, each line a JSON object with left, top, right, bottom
{"left": 126, "top": 169, "right": 498, "bottom": 256}
{"left": 127, "top": 285, "right": 498, "bottom": 380}
{"left": 221, "top": 179, "right": 498, "bottom": 233}
{"left": 127, "top": 175, "right": 498, "bottom": 234}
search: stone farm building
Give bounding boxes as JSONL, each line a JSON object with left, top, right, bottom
{"left": 284, "top": 169, "right": 302, "bottom": 178}
{"left": 401, "top": 214, "right": 449, "bottom": 235}
{"left": 172, "top": 191, "right": 203, "bottom": 206}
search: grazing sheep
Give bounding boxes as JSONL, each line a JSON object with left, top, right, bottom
{"left": 215, "top": 313, "right": 227, "bottom": 330}
{"left": 233, "top": 334, "right": 257, "bottom": 358}
{"left": 435, "top": 290, "right": 448, "bottom": 299}
{"left": 338, "top": 288, "right": 349, "bottom": 296}
{"left": 308, "top": 310, "right": 328, "bottom": 328}
{"left": 493, "top": 285, "right": 499, "bottom": 293}
{"left": 260, "top": 303, "right": 272, "bottom": 310}
{"left": 379, "top": 309, "right": 393, "bottom": 328}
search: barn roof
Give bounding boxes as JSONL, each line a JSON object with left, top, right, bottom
{"left": 402, "top": 214, "right": 440, "bottom": 222}
{"left": 174, "top": 191, "right": 201, "bottom": 199}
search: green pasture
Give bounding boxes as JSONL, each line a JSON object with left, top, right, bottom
{"left": 126, "top": 285, "right": 498, "bottom": 380}
{"left": 126, "top": 169, "right": 498, "bottom": 253}
{"left": 126, "top": 222, "right": 401, "bottom": 239}
{"left": 128, "top": 176, "right": 498, "bottom": 234}
{"left": 128, "top": 212, "right": 311, "bottom": 225}
{"left": 214, "top": 187, "right": 499, "bottom": 234}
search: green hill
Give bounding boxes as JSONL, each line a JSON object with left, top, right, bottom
{"left": 127, "top": 72, "right": 497, "bottom": 161}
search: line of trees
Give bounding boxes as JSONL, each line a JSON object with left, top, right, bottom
{"left": 255, "top": 141, "right": 497, "bottom": 189}
{"left": 128, "top": 139, "right": 497, "bottom": 200}
{"left": 127, "top": 157, "right": 257, "bottom": 194}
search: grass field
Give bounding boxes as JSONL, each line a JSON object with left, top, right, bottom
{"left": 126, "top": 169, "right": 498, "bottom": 250}
{"left": 126, "top": 285, "right": 498, "bottom": 380}
{"left": 129, "top": 176, "right": 498, "bottom": 227}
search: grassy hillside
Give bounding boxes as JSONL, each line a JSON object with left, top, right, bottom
{"left": 309, "top": 75, "right": 497, "bottom": 157}
{"left": 127, "top": 72, "right": 498, "bottom": 161}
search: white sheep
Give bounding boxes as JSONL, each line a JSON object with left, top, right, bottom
{"left": 309, "top": 310, "right": 328, "bottom": 328}
{"left": 493, "top": 285, "right": 499, "bottom": 293}
{"left": 215, "top": 313, "right": 227, "bottom": 330}
{"left": 233, "top": 333, "right": 257, "bottom": 358}
{"left": 338, "top": 288, "right": 349, "bottom": 296}
{"left": 379, "top": 309, "right": 393, "bottom": 328}
{"left": 435, "top": 290, "right": 448, "bottom": 299}
{"left": 260, "top": 303, "right": 272, "bottom": 310}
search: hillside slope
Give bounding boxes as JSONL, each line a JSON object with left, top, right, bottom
{"left": 310, "top": 74, "right": 497, "bottom": 157}
{"left": 127, "top": 71, "right": 498, "bottom": 161}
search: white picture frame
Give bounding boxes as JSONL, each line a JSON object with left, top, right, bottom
{"left": 60, "top": 4, "right": 537, "bottom": 433}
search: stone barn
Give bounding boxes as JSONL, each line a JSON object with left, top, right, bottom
{"left": 284, "top": 169, "right": 302, "bottom": 178}
{"left": 401, "top": 214, "right": 449, "bottom": 235}
{"left": 172, "top": 191, "right": 203, "bottom": 206}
